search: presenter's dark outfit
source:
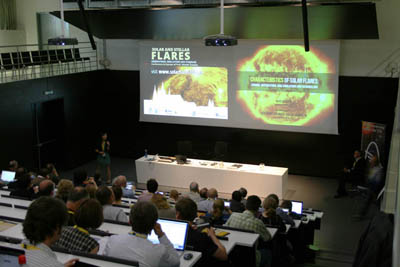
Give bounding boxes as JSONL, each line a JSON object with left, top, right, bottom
{"left": 96, "top": 141, "right": 111, "bottom": 183}
{"left": 336, "top": 157, "right": 366, "bottom": 197}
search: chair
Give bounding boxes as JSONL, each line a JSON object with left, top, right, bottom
{"left": 39, "top": 50, "right": 50, "bottom": 76}
{"left": 213, "top": 141, "right": 228, "bottom": 161}
{"left": 31, "top": 51, "right": 44, "bottom": 77}
{"left": 0, "top": 53, "right": 16, "bottom": 81}
{"left": 73, "top": 48, "right": 91, "bottom": 71}
{"left": 48, "top": 49, "right": 60, "bottom": 75}
{"left": 20, "top": 51, "right": 34, "bottom": 79}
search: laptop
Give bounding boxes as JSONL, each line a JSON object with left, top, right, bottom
{"left": 224, "top": 201, "right": 230, "bottom": 208}
{"left": 147, "top": 218, "right": 189, "bottom": 254}
{"left": 291, "top": 200, "right": 303, "bottom": 215}
{"left": 0, "top": 245, "right": 25, "bottom": 266}
{"left": 1, "top": 171, "right": 16, "bottom": 184}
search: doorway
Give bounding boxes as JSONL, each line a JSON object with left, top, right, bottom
{"left": 32, "top": 98, "right": 66, "bottom": 170}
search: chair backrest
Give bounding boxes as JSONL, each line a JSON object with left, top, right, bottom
{"left": 0, "top": 53, "right": 13, "bottom": 70}
{"left": 20, "top": 51, "right": 32, "bottom": 66}
{"left": 56, "top": 49, "right": 65, "bottom": 61}
{"left": 39, "top": 50, "right": 49, "bottom": 63}
{"left": 73, "top": 48, "right": 81, "bottom": 59}
{"left": 31, "top": 51, "right": 41, "bottom": 65}
{"left": 64, "top": 48, "right": 73, "bottom": 60}
{"left": 48, "top": 50, "right": 58, "bottom": 61}
{"left": 11, "top": 52, "right": 21, "bottom": 67}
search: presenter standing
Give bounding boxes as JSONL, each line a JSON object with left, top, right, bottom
{"left": 95, "top": 132, "right": 111, "bottom": 184}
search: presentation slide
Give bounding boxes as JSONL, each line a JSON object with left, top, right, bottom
{"left": 140, "top": 40, "right": 339, "bottom": 134}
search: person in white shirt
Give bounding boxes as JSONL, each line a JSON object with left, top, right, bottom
{"left": 96, "top": 185, "right": 129, "bottom": 223}
{"left": 104, "top": 201, "right": 180, "bottom": 267}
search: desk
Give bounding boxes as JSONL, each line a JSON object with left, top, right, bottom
{"left": 0, "top": 224, "right": 202, "bottom": 267}
{"left": 0, "top": 205, "right": 27, "bottom": 220}
{"left": 215, "top": 227, "right": 259, "bottom": 254}
{"left": 136, "top": 156, "right": 288, "bottom": 198}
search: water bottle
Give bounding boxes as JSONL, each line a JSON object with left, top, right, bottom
{"left": 18, "top": 255, "right": 27, "bottom": 266}
{"left": 144, "top": 149, "right": 148, "bottom": 158}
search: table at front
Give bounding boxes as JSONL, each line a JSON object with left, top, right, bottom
{"left": 135, "top": 156, "right": 288, "bottom": 198}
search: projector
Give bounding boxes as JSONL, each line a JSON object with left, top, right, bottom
{"left": 48, "top": 37, "right": 78, "bottom": 46}
{"left": 204, "top": 34, "right": 237, "bottom": 47}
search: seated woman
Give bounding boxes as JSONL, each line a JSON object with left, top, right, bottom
{"left": 151, "top": 193, "right": 176, "bottom": 219}
{"left": 259, "top": 196, "right": 286, "bottom": 233}
{"left": 203, "top": 199, "right": 231, "bottom": 226}
{"left": 55, "top": 179, "right": 74, "bottom": 203}
{"left": 55, "top": 198, "right": 104, "bottom": 254}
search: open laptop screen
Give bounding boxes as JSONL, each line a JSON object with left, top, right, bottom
{"left": 148, "top": 219, "right": 189, "bottom": 251}
{"left": 1, "top": 171, "right": 16, "bottom": 183}
{"left": 0, "top": 246, "right": 25, "bottom": 266}
{"left": 291, "top": 201, "right": 303, "bottom": 215}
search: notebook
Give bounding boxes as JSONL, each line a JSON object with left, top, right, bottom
{"left": 1, "top": 171, "right": 15, "bottom": 183}
{"left": 147, "top": 218, "right": 189, "bottom": 251}
{"left": 291, "top": 200, "right": 303, "bottom": 215}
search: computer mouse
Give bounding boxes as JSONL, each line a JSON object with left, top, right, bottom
{"left": 183, "top": 253, "right": 193, "bottom": 260}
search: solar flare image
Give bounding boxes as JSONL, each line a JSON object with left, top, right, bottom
{"left": 161, "top": 66, "right": 227, "bottom": 107}
{"left": 237, "top": 45, "right": 335, "bottom": 126}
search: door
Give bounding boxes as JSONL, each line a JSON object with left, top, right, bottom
{"left": 32, "top": 98, "right": 66, "bottom": 170}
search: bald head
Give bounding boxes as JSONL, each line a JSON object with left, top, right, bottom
{"left": 189, "top": 182, "right": 199, "bottom": 193}
{"left": 39, "top": 180, "right": 55, "bottom": 197}
{"left": 208, "top": 188, "right": 218, "bottom": 199}
{"left": 112, "top": 175, "right": 127, "bottom": 188}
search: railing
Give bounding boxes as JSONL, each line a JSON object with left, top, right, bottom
{"left": 0, "top": 42, "right": 98, "bottom": 84}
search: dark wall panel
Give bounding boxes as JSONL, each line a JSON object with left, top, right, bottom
{"left": 0, "top": 72, "right": 103, "bottom": 171}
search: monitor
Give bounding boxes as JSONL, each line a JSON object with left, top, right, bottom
{"left": 0, "top": 245, "right": 25, "bottom": 266}
{"left": 291, "top": 200, "right": 303, "bottom": 215}
{"left": 1, "top": 171, "right": 16, "bottom": 183}
{"left": 224, "top": 201, "right": 230, "bottom": 208}
{"left": 147, "top": 219, "right": 189, "bottom": 251}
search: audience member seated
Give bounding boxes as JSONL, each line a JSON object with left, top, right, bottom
{"left": 35, "top": 179, "right": 55, "bottom": 198}
{"left": 112, "top": 175, "right": 135, "bottom": 198}
{"left": 239, "top": 187, "right": 248, "bottom": 206}
{"left": 138, "top": 178, "right": 158, "bottom": 202}
{"left": 168, "top": 189, "right": 180, "bottom": 204}
{"left": 198, "top": 188, "right": 218, "bottom": 213}
{"left": 184, "top": 182, "right": 202, "bottom": 203}
{"left": 73, "top": 169, "right": 87, "bottom": 187}
{"left": 22, "top": 197, "right": 78, "bottom": 267}
{"left": 175, "top": 198, "right": 228, "bottom": 266}
{"left": 335, "top": 150, "right": 367, "bottom": 198}
{"left": 203, "top": 199, "right": 231, "bottom": 226}
{"left": 259, "top": 196, "right": 286, "bottom": 233}
{"left": 85, "top": 183, "right": 97, "bottom": 199}
{"left": 46, "top": 163, "right": 60, "bottom": 185}
{"left": 55, "top": 179, "right": 74, "bottom": 203}
{"left": 96, "top": 185, "right": 128, "bottom": 223}
{"left": 112, "top": 184, "right": 123, "bottom": 205}
{"left": 8, "top": 159, "right": 18, "bottom": 172}
{"left": 277, "top": 199, "right": 295, "bottom": 227}
{"left": 104, "top": 201, "right": 180, "bottom": 267}
{"left": 66, "top": 187, "right": 89, "bottom": 226}
{"left": 230, "top": 190, "right": 245, "bottom": 213}
{"left": 224, "top": 195, "right": 272, "bottom": 267}
{"left": 151, "top": 193, "right": 176, "bottom": 219}
{"left": 10, "top": 173, "right": 34, "bottom": 199}
{"left": 7, "top": 161, "right": 22, "bottom": 189}
{"left": 199, "top": 187, "right": 208, "bottom": 201}
{"left": 55, "top": 199, "right": 103, "bottom": 254}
